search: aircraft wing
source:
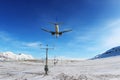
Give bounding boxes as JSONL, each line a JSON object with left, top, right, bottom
{"left": 41, "top": 28, "right": 52, "bottom": 33}
{"left": 41, "top": 28, "right": 55, "bottom": 35}
{"left": 60, "top": 29, "right": 72, "bottom": 33}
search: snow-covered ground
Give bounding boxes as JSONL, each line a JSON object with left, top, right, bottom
{"left": 1, "top": 56, "right": 120, "bottom": 80}
{"left": 0, "top": 51, "right": 34, "bottom": 61}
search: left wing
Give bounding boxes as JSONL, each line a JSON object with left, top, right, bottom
{"left": 41, "top": 28, "right": 52, "bottom": 33}
{"left": 41, "top": 28, "right": 56, "bottom": 35}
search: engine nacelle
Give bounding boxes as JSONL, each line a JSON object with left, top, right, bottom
{"left": 59, "top": 33, "right": 62, "bottom": 35}
{"left": 51, "top": 32, "right": 55, "bottom": 35}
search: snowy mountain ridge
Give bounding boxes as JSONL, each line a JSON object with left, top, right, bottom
{"left": 92, "top": 46, "right": 120, "bottom": 59}
{"left": 0, "top": 51, "right": 34, "bottom": 61}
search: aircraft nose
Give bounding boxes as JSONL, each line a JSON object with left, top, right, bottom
{"left": 56, "top": 34, "right": 59, "bottom": 38}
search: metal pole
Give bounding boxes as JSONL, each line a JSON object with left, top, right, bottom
{"left": 44, "top": 45, "right": 48, "bottom": 75}
{"left": 40, "top": 44, "right": 54, "bottom": 75}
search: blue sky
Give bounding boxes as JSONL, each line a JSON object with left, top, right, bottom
{"left": 0, "top": 0, "right": 120, "bottom": 59}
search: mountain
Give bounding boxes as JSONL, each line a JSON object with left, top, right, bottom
{"left": 92, "top": 46, "right": 120, "bottom": 59}
{"left": 0, "top": 51, "right": 34, "bottom": 61}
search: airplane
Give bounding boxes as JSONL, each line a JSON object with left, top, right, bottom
{"left": 41, "top": 22, "right": 72, "bottom": 38}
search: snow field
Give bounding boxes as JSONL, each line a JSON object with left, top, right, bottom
{"left": 0, "top": 56, "right": 120, "bottom": 80}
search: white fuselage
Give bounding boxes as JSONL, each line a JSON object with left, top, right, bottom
{"left": 55, "top": 24, "right": 59, "bottom": 37}
{"left": 41, "top": 22, "right": 72, "bottom": 38}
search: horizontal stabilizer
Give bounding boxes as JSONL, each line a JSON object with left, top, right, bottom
{"left": 49, "top": 22, "right": 63, "bottom": 25}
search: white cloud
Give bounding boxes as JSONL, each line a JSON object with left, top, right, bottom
{"left": 0, "top": 31, "right": 42, "bottom": 49}
{"left": 75, "top": 36, "right": 92, "bottom": 42}
{"left": 80, "top": 19, "right": 120, "bottom": 53}
{"left": 23, "top": 42, "right": 41, "bottom": 48}
{"left": 0, "top": 31, "right": 12, "bottom": 41}
{"left": 67, "top": 19, "right": 120, "bottom": 57}
{"left": 100, "top": 19, "right": 120, "bottom": 48}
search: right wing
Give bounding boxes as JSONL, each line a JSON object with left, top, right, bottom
{"left": 59, "top": 29, "right": 72, "bottom": 35}
{"left": 60, "top": 29, "right": 72, "bottom": 33}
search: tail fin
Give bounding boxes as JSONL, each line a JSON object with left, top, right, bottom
{"left": 49, "top": 17, "right": 63, "bottom": 25}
